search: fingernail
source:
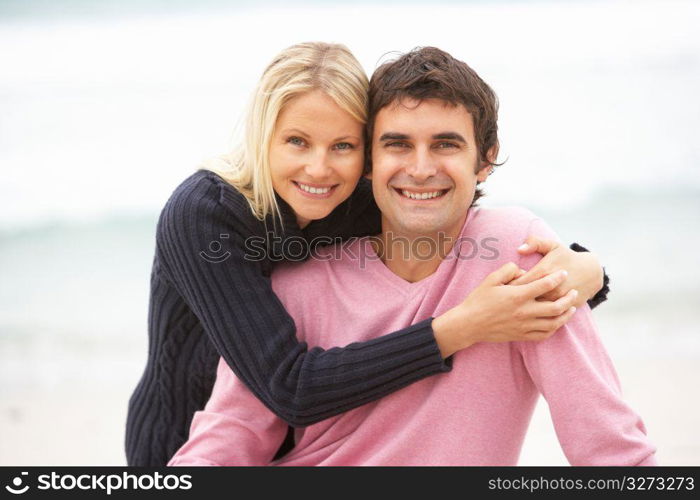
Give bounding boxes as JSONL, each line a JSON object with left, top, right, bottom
{"left": 571, "top": 289, "right": 578, "bottom": 297}
{"left": 518, "top": 244, "right": 529, "bottom": 251}
{"left": 560, "top": 270, "right": 568, "bottom": 278}
{"left": 570, "top": 306, "right": 577, "bottom": 313}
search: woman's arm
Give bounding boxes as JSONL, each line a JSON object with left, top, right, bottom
{"left": 156, "top": 172, "right": 450, "bottom": 426}
{"left": 155, "top": 172, "right": 575, "bottom": 426}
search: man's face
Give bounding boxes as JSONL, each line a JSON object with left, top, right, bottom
{"left": 370, "top": 98, "right": 490, "bottom": 238}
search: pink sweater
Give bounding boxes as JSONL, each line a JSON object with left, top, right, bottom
{"left": 169, "top": 207, "right": 657, "bottom": 466}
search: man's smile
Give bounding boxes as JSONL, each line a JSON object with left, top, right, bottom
{"left": 393, "top": 187, "right": 450, "bottom": 201}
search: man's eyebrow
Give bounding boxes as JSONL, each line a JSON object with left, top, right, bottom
{"left": 433, "top": 132, "right": 466, "bottom": 142}
{"left": 378, "top": 132, "right": 410, "bottom": 142}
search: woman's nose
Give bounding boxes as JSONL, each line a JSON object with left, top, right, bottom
{"left": 304, "top": 149, "right": 332, "bottom": 179}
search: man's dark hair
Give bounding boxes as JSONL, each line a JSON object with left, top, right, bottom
{"left": 367, "top": 47, "right": 501, "bottom": 205}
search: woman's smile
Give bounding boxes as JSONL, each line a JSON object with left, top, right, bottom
{"left": 293, "top": 180, "right": 340, "bottom": 198}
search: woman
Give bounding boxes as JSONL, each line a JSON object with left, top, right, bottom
{"left": 125, "top": 42, "right": 608, "bottom": 466}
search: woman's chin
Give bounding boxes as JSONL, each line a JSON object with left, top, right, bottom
{"left": 293, "top": 208, "right": 334, "bottom": 228}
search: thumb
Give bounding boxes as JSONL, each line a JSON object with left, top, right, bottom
{"left": 487, "top": 262, "right": 524, "bottom": 285}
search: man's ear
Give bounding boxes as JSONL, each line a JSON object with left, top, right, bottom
{"left": 476, "top": 165, "right": 491, "bottom": 182}
{"left": 477, "top": 144, "right": 498, "bottom": 182}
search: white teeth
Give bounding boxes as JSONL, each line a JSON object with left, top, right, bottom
{"left": 401, "top": 189, "right": 444, "bottom": 200}
{"left": 298, "top": 183, "right": 331, "bottom": 194}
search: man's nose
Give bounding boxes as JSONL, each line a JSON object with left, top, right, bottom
{"left": 406, "top": 148, "right": 437, "bottom": 182}
{"left": 304, "top": 149, "right": 332, "bottom": 179}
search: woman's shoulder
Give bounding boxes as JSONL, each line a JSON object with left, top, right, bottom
{"left": 167, "top": 169, "right": 246, "bottom": 209}
{"left": 155, "top": 169, "right": 268, "bottom": 261}
{"left": 162, "top": 169, "right": 261, "bottom": 232}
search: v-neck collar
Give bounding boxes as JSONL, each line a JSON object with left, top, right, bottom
{"left": 361, "top": 208, "right": 480, "bottom": 296}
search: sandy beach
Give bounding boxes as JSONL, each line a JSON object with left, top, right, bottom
{"left": 1, "top": 356, "right": 697, "bottom": 466}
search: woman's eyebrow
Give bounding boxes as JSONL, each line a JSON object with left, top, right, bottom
{"left": 280, "top": 128, "right": 310, "bottom": 138}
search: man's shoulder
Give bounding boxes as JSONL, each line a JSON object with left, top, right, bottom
{"left": 470, "top": 205, "right": 540, "bottom": 229}
{"left": 456, "top": 206, "right": 548, "bottom": 267}
{"left": 473, "top": 206, "right": 559, "bottom": 241}
{"left": 466, "top": 205, "right": 541, "bottom": 240}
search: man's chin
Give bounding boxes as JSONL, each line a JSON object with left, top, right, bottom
{"left": 386, "top": 219, "right": 447, "bottom": 237}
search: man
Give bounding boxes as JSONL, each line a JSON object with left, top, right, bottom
{"left": 169, "top": 47, "right": 656, "bottom": 466}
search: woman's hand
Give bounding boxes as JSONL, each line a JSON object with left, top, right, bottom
{"left": 432, "top": 262, "right": 578, "bottom": 358}
{"left": 510, "top": 236, "right": 604, "bottom": 308}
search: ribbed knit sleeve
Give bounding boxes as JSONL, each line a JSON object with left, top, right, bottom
{"left": 155, "top": 172, "right": 451, "bottom": 426}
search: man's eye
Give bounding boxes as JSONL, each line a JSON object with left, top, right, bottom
{"left": 386, "top": 141, "right": 409, "bottom": 148}
{"left": 436, "top": 142, "right": 458, "bottom": 149}
{"left": 334, "top": 142, "right": 355, "bottom": 151}
{"left": 287, "top": 137, "right": 306, "bottom": 146}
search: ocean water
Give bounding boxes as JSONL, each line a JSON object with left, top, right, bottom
{"left": 1, "top": 0, "right": 699, "bottom": 464}
{"left": 2, "top": 188, "right": 699, "bottom": 390}
{"left": 1, "top": 0, "right": 699, "bottom": 374}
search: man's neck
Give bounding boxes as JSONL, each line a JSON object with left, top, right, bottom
{"left": 372, "top": 213, "right": 468, "bottom": 283}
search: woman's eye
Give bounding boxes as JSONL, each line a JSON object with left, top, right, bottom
{"left": 287, "top": 137, "right": 306, "bottom": 147}
{"left": 334, "top": 142, "right": 354, "bottom": 151}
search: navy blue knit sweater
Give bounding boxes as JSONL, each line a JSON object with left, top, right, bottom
{"left": 125, "top": 170, "right": 609, "bottom": 466}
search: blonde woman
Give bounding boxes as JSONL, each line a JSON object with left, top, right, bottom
{"left": 125, "top": 42, "right": 608, "bottom": 465}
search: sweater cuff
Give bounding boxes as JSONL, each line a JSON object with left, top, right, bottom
{"left": 412, "top": 318, "right": 454, "bottom": 372}
{"left": 569, "top": 242, "right": 610, "bottom": 310}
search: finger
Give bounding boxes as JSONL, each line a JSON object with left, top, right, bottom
{"left": 509, "top": 262, "right": 548, "bottom": 286}
{"left": 531, "top": 306, "right": 577, "bottom": 332}
{"left": 517, "top": 236, "right": 560, "bottom": 255}
{"left": 528, "top": 289, "right": 578, "bottom": 317}
{"left": 486, "top": 262, "right": 521, "bottom": 285}
{"left": 505, "top": 267, "right": 528, "bottom": 284}
{"left": 518, "top": 270, "right": 568, "bottom": 299}
{"left": 535, "top": 284, "right": 568, "bottom": 303}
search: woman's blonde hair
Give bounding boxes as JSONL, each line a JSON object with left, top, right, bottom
{"left": 204, "top": 42, "right": 369, "bottom": 223}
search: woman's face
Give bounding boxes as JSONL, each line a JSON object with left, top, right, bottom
{"left": 269, "top": 90, "right": 365, "bottom": 228}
